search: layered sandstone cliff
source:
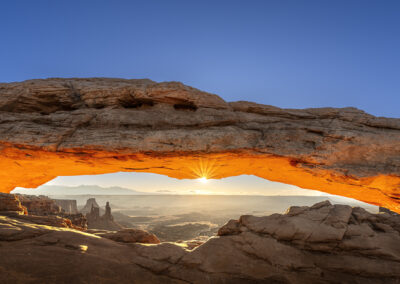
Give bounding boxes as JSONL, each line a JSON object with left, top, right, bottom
{"left": 16, "top": 194, "right": 62, "bottom": 215}
{"left": 0, "top": 193, "right": 86, "bottom": 230}
{"left": 0, "top": 193, "right": 27, "bottom": 215}
{"left": 53, "top": 199, "right": 78, "bottom": 214}
{"left": 1, "top": 201, "right": 400, "bottom": 283}
{"left": 0, "top": 78, "right": 399, "bottom": 211}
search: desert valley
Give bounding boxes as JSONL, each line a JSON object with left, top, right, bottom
{"left": 1, "top": 189, "right": 400, "bottom": 283}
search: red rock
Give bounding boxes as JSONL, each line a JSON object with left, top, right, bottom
{"left": 0, "top": 193, "right": 26, "bottom": 215}
{"left": 1, "top": 202, "right": 400, "bottom": 283}
{"left": 101, "top": 228, "right": 160, "bottom": 244}
{"left": 16, "top": 194, "right": 62, "bottom": 216}
{"left": 0, "top": 78, "right": 399, "bottom": 212}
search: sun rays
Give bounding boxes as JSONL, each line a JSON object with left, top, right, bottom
{"left": 189, "top": 158, "right": 219, "bottom": 181}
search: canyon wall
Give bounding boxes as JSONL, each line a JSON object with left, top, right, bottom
{"left": 0, "top": 78, "right": 399, "bottom": 211}
{"left": 17, "top": 194, "right": 62, "bottom": 216}
{"left": 53, "top": 199, "right": 78, "bottom": 214}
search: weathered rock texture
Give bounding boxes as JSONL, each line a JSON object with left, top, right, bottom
{"left": 80, "top": 198, "right": 101, "bottom": 214}
{"left": 85, "top": 200, "right": 123, "bottom": 231}
{"left": 55, "top": 212, "right": 87, "bottom": 230}
{"left": 1, "top": 201, "right": 400, "bottom": 283}
{"left": 0, "top": 78, "right": 399, "bottom": 211}
{"left": 16, "top": 194, "right": 62, "bottom": 216}
{"left": 100, "top": 228, "right": 160, "bottom": 244}
{"left": 0, "top": 193, "right": 27, "bottom": 215}
{"left": 4, "top": 214, "right": 82, "bottom": 230}
{"left": 53, "top": 199, "right": 78, "bottom": 214}
{"left": 0, "top": 193, "right": 87, "bottom": 230}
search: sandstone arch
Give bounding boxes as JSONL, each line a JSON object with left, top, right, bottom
{"left": 0, "top": 78, "right": 399, "bottom": 212}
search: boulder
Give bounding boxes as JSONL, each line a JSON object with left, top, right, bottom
{"left": 100, "top": 228, "right": 160, "bottom": 244}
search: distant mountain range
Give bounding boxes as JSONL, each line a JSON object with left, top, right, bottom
{"left": 12, "top": 185, "right": 151, "bottom": 195}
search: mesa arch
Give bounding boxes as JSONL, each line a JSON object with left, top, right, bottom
{"left": 0, "top": 78, "right": 399, "bottom": 212}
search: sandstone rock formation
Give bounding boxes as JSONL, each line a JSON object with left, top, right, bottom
{"left": 0, "top": 193, "right": 86, "bottom": 230}
{"left": 1, "top": 201, "right": 400, "bottom": 283}
{"left": 85, "top": 199, "right": 123, "bottom": 230}
{"left": 5, "top": 214, "right": 81, "bottom": 230}
{"left": 0, "top": 193, "right": 26, "bottom": 215}
{"left": 54, "top": 212, "right": 87, "bottom": 230}
{"left": 99, "top": 228, "right": 160, "bottom": 244}
{"left": 80, "top": 198, "right": 101, "bottom": 214}
{"left": 16, "top": 194, "right": 62, "bottom": 216}
{"left": 53, "top": 199, "right": 78, "bottom": 214}
{"left": 0, "top": 78, "right": 399, "bottom": 211}
{"left": 0, "top": 216, "right": 178, "bottom": 284}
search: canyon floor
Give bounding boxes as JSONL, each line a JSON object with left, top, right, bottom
{"left": 1, "top": 200, "right": 400, "bottom": 284}
{"left": 72, "top": 194, "right": 378, "bottom": 243}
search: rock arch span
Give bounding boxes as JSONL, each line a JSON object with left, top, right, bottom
{"left": 0, "top": 78, "right": 399, "bottom": 212}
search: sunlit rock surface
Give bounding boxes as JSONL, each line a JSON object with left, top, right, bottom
{"left": 0, "top": 193, "right": 26, "bottom": 215}
{"left": 1, "top": 201, "right": 400, "bottom": 283}
{"left": 0, "top": 193, "right": 87, "bottom": 230}
{"left": 16, "top": 194, "right": 62, "bottom": 215}
{"left": 97, "top": 228, "right": 161, "bottom": 244}
{"left": 0, "top": 78, "right": 400, "bottom": 211}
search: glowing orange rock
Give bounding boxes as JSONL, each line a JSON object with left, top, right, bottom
{"left": 0, "top": 78, "right": 399, "bottom": 212}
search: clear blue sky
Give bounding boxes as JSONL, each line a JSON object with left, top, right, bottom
{"left": 1, "top": 0, "right": 399, "bottom": 118}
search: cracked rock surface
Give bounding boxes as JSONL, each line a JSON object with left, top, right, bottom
{"left": 1, "top": 201, "right": 400, "bottom": 283}
{"left": 0, "top": 78, "right": 400, "bottom": 211}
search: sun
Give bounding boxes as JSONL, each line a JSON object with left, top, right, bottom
{"left": 189, "top": 158, "right": 219, "bottom": 180}
{"left": 198, "top": 177, "right": 208, "bottom": 183}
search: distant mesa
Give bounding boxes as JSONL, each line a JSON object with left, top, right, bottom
{"left": 81, "top": 197, "right": 101, "bottom": 214}
{"left": 53, "top": 199, "right": 78, "bottom": 214}
{"left": 12, "top": 185, "right": 148, "bottom": 196}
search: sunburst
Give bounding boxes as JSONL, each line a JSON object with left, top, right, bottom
{"left": 189, "top": 158, "right": 219, "bottom": 181}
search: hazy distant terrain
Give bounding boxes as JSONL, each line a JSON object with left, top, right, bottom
{"left": 48, "top": 194, "right": 378, "bottom": 242}
{"left": 48, "top": 194, "right": 377, "bottom": 215}
{"left": 12, "top": 185, "right": 149, "bottom": 195}
{"left": 13, "top": 185, "right": 379, "bottom": 242}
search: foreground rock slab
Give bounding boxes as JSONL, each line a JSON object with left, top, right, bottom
{"left": 1, "top": 201, "right": 400, "bottom": 283}
{"left": 0, "top": 215, "right": 179, "bottom": 284}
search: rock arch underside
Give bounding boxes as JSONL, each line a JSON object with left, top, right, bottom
{"left": 0, "top": 78, "right": 399, "bottom": 212}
